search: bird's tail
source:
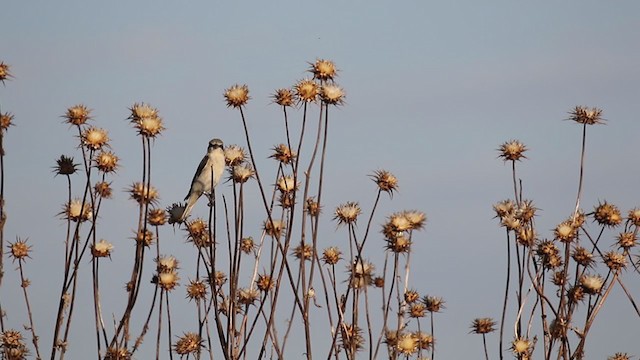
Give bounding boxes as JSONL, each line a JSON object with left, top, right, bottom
{"left": 181, "top": 192, "right": 200, "bottom": 222}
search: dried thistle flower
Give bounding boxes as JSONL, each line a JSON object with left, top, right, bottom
{"left": 134, "top": 229, "right": 154, "bottom": 247}
{"left": 8, "top": 238, "right": 31, "bottom": 262}
{"left": 501, "top": 214, "right": 521, "bottom": 231}
{"left": 537, "top": 240, "right": 562, "bottom": 269}
{"left": 396, "top": 332, "right": 419, "bottom": 355}
{"left": 516, "top": 200, "right": 537, "bottom": 222}
{"left": 320, "top": 84, "right": 345, "bottom": 105}
{"left": 229, "top": 164, "right": 255, "bottom": 183}
{"left": 403, "top": 210, "right": 426, "bottom": 230}
{"left": 305, "top": 197, "right": 321, "bottom": 217}
{"left": 371, "top": 170, "right": 399, "bottom": 196}
{"left": 579, "top": 274, "right": 604, "bottom": 295}
{"left": 0, "top": 62, "right": 12, "bottom": 84}
{"left": 240, "top": 237, "right": 255, "bottom": 254}
{"left": 493, "top": 199, "right": 516, "bottom": 219}
{"left": 156, "top": 271, "right": 180, "bottom": 291}
{"left": 292, "top": 243, "right": 314, "bottom": 261}
{"left": 404, "top": 289, "right": 420, "bottom": 304}
{"left": 349, "top": 260, "right": 374, "bottom": 289}
{"left": 210, "top": 271, "right": 227, "bottom": 287}
{"left": 63, "top": 104, "right": 91, "bottom": 126}
{"left": 498, "top": 140, "right": 527, "bottom": 162}
{"left": 593, "top": 201, "right": 622, "bottom": 227}
{"left": 104, "top": 346, "right": 131, "bottom": 360}
{"left": 568, "top": 285, "right": 585, "bottom": 304}
{"left": 156, "top": 255, "right": 179, "bottom": 273}
{"left": 470, "top": 318, "right": 496, "bottom": 334}
{"left": 517, "top": 226, "right": 536, "bottom": 247}
{"left": 627, "top": 208, "right": 640, "bottom": 227}
{"left": 322, "top": 246, "right": 342, "bottom": 265}
{"left": 616, "top": 231, "right": 637, "bottom": 250}
{"left": 237, "top": 288, "right": 260, "bottom": 306}
{"left": 263, "top": 219, "right": 285, "bottom": 238}
{"left": 603, "top": 251, "right": 627, "bottom": 271}
{"left": 551, "top": 270, "right": 567, "bottom": 287}
{"left": 82, "top": 127, "right": 110, "bottom": 150}
{"left": 0, "top": 112, "right": 14, "bottom": 133}
{"left": 423, "top": 295, "right": 445, "bottom": 313}
{"left": 148, "top": 208, "right": 167, "bottom": 226}
{"left": 185, "top": 218, "right": 210, "bottom": 247}
{"left": 1, "top": 329, "right": 29, "bottom": 360}
{"left": 61, "top": 199, "right": 93, "bottom": 222}
{"left": 166, "top": 202, "right": 186, "bottom": 225}
{"left": 95, "top": 151, "right": 119, "bottom": 173}
{"left": 310, "top": 59, "right": 338, "bottom": 81}
{"left": 385, "top": 234, "right": 411, "bottom": 254}
{"left": 186, "top": 279, "right": 208, "bottom": 301}
{"left": 384, "top": 330, "right": 399, "bottom": 347}
{"left": 415, "top": 331, "right": 434, "bottom": 350}
{"left": 91, "top": 239, "right": 113, "bottom": 258}
{"left": 173, "top": 332, "right": 202, "bottom": 355}
{"left": 295, "top": 79, "right": 319, "bottom": 102}
{"left": 554, "top": 221, "right": 578, "bottom": 243}
{"left": 511, "top": 337, "right": 533, "bottom": 358}
{"left": 53, "top": 155, "right": 78, "bottom": 176}
{"left": 270, "top": 144, "right": 296, "bottom": 164}
{"left": 572, "top": 246, "right": 594, "bottom": 267}
{"left": 224, "top": 145, "right": 246, "bottom": 166}
{"left": 129, "top": 103, "right": 164, "bottom": 138}
{"left": 279, "top": 193, "right": 295, "bottom": 209}
{"left": 256, "top": 274, "right": 274, "bottom": 292}
{"left": 340, "top": 323, "right": 365, "bottom": 353}
{"left": 224, "top": 84, "right": 250, "bottom": 108}
{"left": 128, "top": 182, "right": 159, "bottom": 205}
{"left": 569, "top": 105, "right": 604, "bottom": 125}
{"left": 272, "top": 88, "right": 296, "bottom": 107}
{"left": 608, "top": 353, "right": 632, "bottom": 360}
{"left": 373, "top": 276, "right": 385, "bottom": 288}
{"left": 276, "top": 175, "right": 298, "bottom": 193}
{"left": 408, "top": 303, "right": 426, "bottom": 318}
{"left": 334, "top": 202, "right": 361, "bottom": 226}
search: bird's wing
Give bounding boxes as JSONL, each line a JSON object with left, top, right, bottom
{"left": 185, "top": 154, "right": 210, "bottom": 200}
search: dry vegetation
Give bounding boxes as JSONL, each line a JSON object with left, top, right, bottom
{"left": 0, "top": 59, "right": 637, "bottom": 360}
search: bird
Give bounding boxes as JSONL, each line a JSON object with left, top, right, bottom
{"left": 181, "top": 138, "right": 225, "bottom": 221}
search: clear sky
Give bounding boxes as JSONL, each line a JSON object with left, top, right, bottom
{"left": 1, "top": 1, "right": 639, "bottom": 358}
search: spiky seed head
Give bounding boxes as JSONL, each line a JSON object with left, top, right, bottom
{"left": 549, "top": 317, "right": 569, "bottom": 339}
{"left": 184, "top": 218, "right": 210, "bottom": 247}
{"left": 554, "top": 221, "right": 577, "bottom": 243}
{"left": 224, "top": 145, "right": 246, "bottom": 166}
{"left": 334, "top": 202, "right": 361, "bottom": 226}
{"left": 517, "top": 226, "right": 536, "bottom": 247}
{"left": 373, "top": 276, "right": 385, "bottom": 288}
{"left": 148, "top": 208, "right": 167, "bottom": 226}
{"left": 0, "top": 62, "right": 12, "bottom": 83}
{"left": 408, "top": 303, "right": 426, "bottom": 318}
{"left": 237, "top": 288, "right": 260, "bottom": 306}
{"left": 340, "top": 323, "right": 365, "bottom": 353}
{"left": 511, "top": 337, "right": 532, "bottom": 356}
{"left": 186, "top": 280, "right": 208, "bottom": 301}
{"left": 568, "top": 285, "right": 585, "bottom": 303}
{"left": 54, "top": 155, "right": 78, "bottom": 176}
{"left": 371, "top": 170, "right": 399, "bottom": 196}
{"left": 501, "top": 214, "right": 521, "bottom": 231}
{"left": 396, "top": 333, "right": 419, "bottom": 355}
{"left": 166, "top": 202, "right": 186, "bottom": 225}
{"left": 156, "top": 255, "right": 179, "bottom": 273}
{"left": 593, "top": 201, "right": 622, "bottom": 227}
{"left": 572, "top": 246, "right": 594, "bottom": 267}
{"left": 569, "top": 106, "right": 604, "bottom": 125}
{"left": 537, "top": 240, "right": 562, "bottom": 269}
{"left": 349, "top": 260, "right": 375, "bottom": 289}
{"left": 129, "top": 102, "right": 158, "bottom": 122}
{"left": 1, "top": 329, "right": 29, "bottom": 359}
{"left": 320, "top": 84, "right": 345, "bottom": 105}
{"left": 608, "top": 353, "right": 632, "bottom": 360}
{"left": 403, "top": 210, "right": 426, "bottom": 230}
{"left": 322, "top": 246, "right": 342, "bottom": 265}
{"left": 385, "top": 234, "right": 412, "bottom": 254}
{"left": 493, "top": 199, "right": 516, "bottom": 219}
{"left": 470, "top": 318, "right": 496, "bottom": 334}
{"left": 384, "top": 330, "right": 399, "bottom": 347}
{"left": 173, "top": 332, "right": 202, "bottom": 355}
{"left": 305, "top": 197, "right": 321, "bottom": 217}
{"left": 104, "top": 347, "right": 131, "bottom": 360}
{"left": 295, "top": 79, "right": 319, "bottom": 102}
{"left": 128, "top": 182, "right": 159, "bottom": 205}
{"left": 423, "top": 295, "right": 445, "bottom": 313}
{"left": 134, "top": 229, "right": 154, "bottom": 247}
{"left": 272, "top": 88, "right": 296, "bottom": 107}
{"left": 94, "top": 151, "right": 119, "bottom": 173}
{"left": 129, "top": 102, "right": 164, "bottom": 138}
{"left": 64, "top": 104, "right": 91, "bottom": 126}
{"left": 8, "top": 238, "right": 31, "bottom": 262}
{"left": 256, "top": 274, "right": 274, "bottom": 292}
{"left": 82, "top": 127, "right": 110, "bottom": 150}
{"left": 498, "top": 140, "right": 527, "bottom": 161}
{"left": 279, "top": 193, "right": 295, "bottom": 209}
{"left": 270, "top": 144, "right": 296, "bottom": 164}
{"left": 229, "top": 164, "right": 254, "bottom": 184}
{"left": 277, "top": 175, "right": 298, "bottom": 193}
{"left": 616, "top": 231, "right": 637, "bottom": 250}
{"left": 94, "top": 182, "right": 113, "bottom": 200}
{"left": 551, "top": 270, "right": 567, "bottom": 287}
{"left": 404, "top": 289, "right": 420, "bottom": 304}
{"left": 516, "top": 200, "right": 537, "bottom": 222}
{"left": 292, "top": 243, "right": 314, "bottom": 261}
{"left": 210, "top": 271, "right": 227, "bottom": 287}
{"left": 91, "top": 239, "right": 113, "bottom": 258}
{"left": 240, "top": 237, "right": 255, "bottom": 254}
{"left": 0, "top": 112, "right": 14, "bottom": 133}
{"left": 263, "top": 219, "right": 285, "bottom": 239}
{"left": 61, "top": 199, "right": 93, "bottom": 222}
{"left": 603, "top": 251, "right": 626, "bottom": 271}
{"left": 224, "top": 84, "right": 250, "bottom": 108}
{"left": 415, "top": 331, "right": 434, "bottom": 350}
{"left": 579, "top": 274, "right": 604, "bottom": 295}
{"left": 310, "top": 59, "right": 337, "bottom": 81}
{"left": 156, "top": 271, "right": 179, "bottom": 291}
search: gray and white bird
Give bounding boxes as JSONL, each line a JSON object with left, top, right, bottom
{"left": 181, "top": 138, "right": 225, "bottom": 221}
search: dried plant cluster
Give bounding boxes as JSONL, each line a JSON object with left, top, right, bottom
{"left": 0, "top": 59, "right": 636, "bottom": 360}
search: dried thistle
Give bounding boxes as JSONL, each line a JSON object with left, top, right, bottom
{"left": 156, "top": 271, "right": 180, "bottom": 291}
{"left": 305, "top": 197, "right": 321, "bottom": 217}
{"left": 0, "top": 62, "right": 12, "bottom": 84}
{"left": 229, "top": 164, "right": 254, "bottom": 184}
{"left": 498, "top": 140, "right": 527, "bottom": 162}
{"left": 272, "top": 88, "right": 296, "bottom": 107}
{"left": 240, "top": 237, "right": 255, "bottom": 254}
{"left": 511, "top": 337, "right": 533, "bottom": 358}
{"left": 173, "top": 332, "right": 202, "bottom": 356}
{"left": 292, "top": 243, "right": 314, "bottom": 261}
{"left": 334, "top": 202, "right": 361, "bottom": 226}
{"left": 470, "top": 318, "right": 496, "bottom": 334}
{"left": 572, "top": 246, "right": 594, "bottom": 268}
{"left": 310, "top": 59, "right": 338, "bottom": 81}
{"left": 186, "top": 280, "right": 208, "bottom": 302}
{"left": 8, "top": 238, "right": 31, "bottom": 262}
{"left": 263, "top": 219, "right": 285, "bottom": 239}
{"left": 593, "top": 201, "right": 622, "bottom": 227}
{"left": 53, "top": 155, "right": 78, "bottom": 176}
{"left": 0, "top": 112, "right": 14, "bottom": 133}
{"left": 134, "top": 229, "right": 154, "bottom": 247}
{"left": 91, "top": 239, "right": 113, "bottom": 258}
{"left": 348, "top": 260, "right": 374, "bottom": 289}
{"left": 276, "top": 175, "right": 298, "bottom": 193}
{"left": 256, "top": 274, "right": 274, "bottom": 292}
{"left": 627, "top": 208, "right": 640, "bottom": 227}
{"left": 129, "top": 103, "right": 164, "bottom": 138}
{"left": 148, "top": 208, "right": 167, "bottom": 226}
{"left": 396, "top": 332, "right": 419, "bottom": 355}
{"left": 104, "top": 346, "right": 131, "bottom": 360}
{"left": 322, "top": 246, "right": 342, "bottom": 265}
{"left": 224, "top": 84, "right": 250, "bottom": 108}
{"left": 63, "top": 104, "right": 91, "bottom": 126}
{"left": 603, "top": 251, "right": 627, "bottom": 271}
{"left": 224, "top": 144, "right": 246, "bottom": 166}
{"left": 156, "top": 255, "right": 179, "bottom": 273}
{"left": 569, "top": 105, "right": 604, "bottom": 125}
{"left": 128, "top": 182, "right": 159, "bottom": 205}
{"left": 270, "top": 144, "right": 296, "bottom": 164}
{"left": 554, "top": 221, "right": 578, "bottom": 243}
{"left": 579, "top": 274, "right": 604, "bottom": 295}
{"left": 166, "top": 202, "right": 186, "bottom": 225}
{"left": 616, "top": 231, "right": 637, "bottom": 250}
{"left": 237, "top": 288, "right": 260, "bottom": 306}
{"left": 423, "top": 295, "right": 445, "bottom": 313}
{"left": 95, "top": 151, "right": 119, "bottom": 173}
{"left": 295, "top": 79, "right": 319, "bottom": 102}
{"left": 371, "top": 169, "right": 399, "bottom": 196}
{"left": 320, "top": 84, "right": 345, "bottom": 105}
{"left": 60, "top": 199, "right": 93, "bottom": 222}
{"left": 82, "top": 127, "right": 110, "bottom": 150}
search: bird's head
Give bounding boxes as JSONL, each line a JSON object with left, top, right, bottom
{"left": 208, "top": 138, "right": 224, "bottom": 150}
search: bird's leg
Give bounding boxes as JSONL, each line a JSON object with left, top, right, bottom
{"left": 206, "top": 192, "right": 216, "bottom": 207}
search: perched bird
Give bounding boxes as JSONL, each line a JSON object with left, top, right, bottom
{"left": 181, "top": 138, "right": 225, "bottom": 221}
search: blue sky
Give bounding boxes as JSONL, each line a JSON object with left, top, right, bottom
{"left": 2, "top": 1, "right": 639, "bottom": 358}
